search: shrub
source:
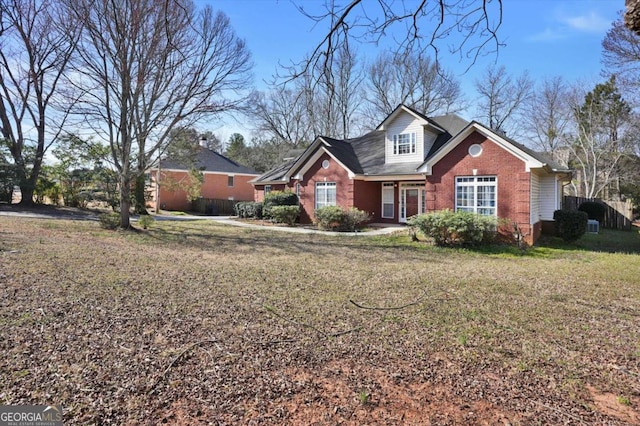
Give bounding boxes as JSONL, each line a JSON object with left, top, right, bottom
{"left": 408, "top": 209, "right": 498, "bottom": 247}
{"left": 269, "top": 205, "right": 299, "bottom": 226}
{"left": 263, "top": 190, "right": 298, "bottom": 219}
{"left": 138, "top": 214, "right": 155, "bottom": 229}
{"left": 553, "top": 209, "right": 588, "bottom": 242}
{"left": 314, "top": 206, "right": 345, "bottom": 230}
{"left": 578, "top": 201, "right": 606, "bottom": 222}
{"left": 234, "top": 201, "right": 263, "bottom": 219}
{"left": 342, "top": 207, "right": 371, "bottom": 231}
{"left": 313, "top": 206, "right": 370, "bottom": 231}
{"left": 99, "top": 212, "right": 120, "bottom": 230}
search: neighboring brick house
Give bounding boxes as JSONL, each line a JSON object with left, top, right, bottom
{"left": 149, "top": 145, "right": 260, "bottom": 212}
{"left": 251, "top": 104, "right": 571, "bottom": 244}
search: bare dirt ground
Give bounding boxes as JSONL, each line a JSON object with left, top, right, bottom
{"left": 1, "top": 214, "right": 639, "bottom": 425}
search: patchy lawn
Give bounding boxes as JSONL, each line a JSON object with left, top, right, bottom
{"left": 1, "top": 217, "right": 639, "bottom": 425}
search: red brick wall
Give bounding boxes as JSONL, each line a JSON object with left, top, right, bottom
{"left": 292, "top": 152, "right": 354, "bottom": 223}
{"left": 353, "top": 180, "right": 382, "bottom": 222}
{"left": 426, "top": 131, "right": 533, "bottom": 239}
{"left": 154, "top": 170, "right": 256, "bottom": 211}
{"left": 254, "top": 184, "right": 286, "bottom": 202}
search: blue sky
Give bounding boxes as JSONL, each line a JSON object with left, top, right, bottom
{"left": 197, "top": 0, "right": 622, "bottom": 139}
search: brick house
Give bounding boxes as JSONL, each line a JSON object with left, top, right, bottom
{"left": 250, "top": 105, "right": 571, "bottom": 244}
{"left": 149, "top": 145, "right": 260, "bottom": 212}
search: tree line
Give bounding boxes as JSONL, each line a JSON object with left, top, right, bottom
{"left": 2, "top": 0, "right": 639, "bottom": 226}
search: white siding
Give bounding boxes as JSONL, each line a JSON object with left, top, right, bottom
{"left": 423, "top": 130, "right": 437, "bottom": 158}
{"left": 539, "top": 175, "right": 559, "bottom": 220}
{"left": 385, "top": 111, "right": 425, "bottom": 164}
{"left": 530, "top": 172, "right": 540, "bottom": 224}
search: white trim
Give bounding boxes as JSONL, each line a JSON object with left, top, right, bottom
{"left": 418, "top": 122, "right": 545, "bottom": 174}
{"left": 315, "top": 181, "right": 337, "bottom": 209}
{"left": 455, "top": 176, "right": 497, "bottom": 216}
{"left": 399, "top": 182, "right": 425, "bottom": 223}
{"left": 376, "top": 105, "right": 445, "bottom": 133}
{"left": 289, "top": 143, "right": 355, "bottom": 181}
{"left": 381, "top": 182, "right": 394, "bottom": 219}
{"left": 357, "top": 174, "right": 426, "bottom": 182}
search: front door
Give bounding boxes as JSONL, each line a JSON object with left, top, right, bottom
{"left": 405, "top": 189, "right": 419, "bottom": 218}
{"left": 400, "top": 183, "right": 424, "bottom": 222}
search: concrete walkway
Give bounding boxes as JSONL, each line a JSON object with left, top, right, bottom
{"left": 202, "top": 216, "right": 406, "bottom": 236}
{"left": 0, "top": 206, "right": 407, "bottom": 236}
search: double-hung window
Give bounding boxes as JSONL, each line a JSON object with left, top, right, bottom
{"left": 393, "top": 133, "right": 416, "bottom": 155}
{"left": 381, "top": 182, "right": 394, "bottom": 218}
{"left": 315, "top": 182, "right": 336, "bottom": 209}
{"left": 455, "top": 176, "right": 497, "bottom": 216}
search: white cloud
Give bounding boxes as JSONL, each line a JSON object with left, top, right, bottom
{"left": 527, "top": 27, "right": 567, "bottom": 42}
{"left": 560, "top": 10, "right": 611, "bottom": 33}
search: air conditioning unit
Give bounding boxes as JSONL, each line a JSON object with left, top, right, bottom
{"left": 587, "top": 219, "right": 599, "bottom": 234}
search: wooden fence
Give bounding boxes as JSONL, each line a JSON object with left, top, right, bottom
{"left": 563, "top": 196, "right": 634, "bottom": 231}
{"left": 191, "top": 198, "right": 237, "bottom": 216}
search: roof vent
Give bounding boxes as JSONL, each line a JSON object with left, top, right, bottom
{"left": 199, "top": 136, "right": 208, "bottom": 148}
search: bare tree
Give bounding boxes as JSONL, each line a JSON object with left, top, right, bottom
{"left": 255, "top": 43, "right": 363, "bottom": 142}
{"left": 625, "top": 0, "right": 640, "bottom": 35}
{"left": 602, "top": 15, "right": 640, "bottom": 104}
{"left": 364, "top": 51, "right": 465, "bottom": 125}
{"left": 290, "top": 0, "right": 503, "bottom": 85}
{"left": 567, "top": 77, "right": 634, "bottom": 199}
{"left": 252, "top": 89, "right": 314, "bottom": 146}
{"left": 522, "top": 76, "right": 572, "bottom": 163}
{"left": 474, "top": 65, "right": 533, "bottom": 137}
{"left": 65, "top": 0, "right": 252, "bottom": 227}
{"left": 0, "top": 0, "right": 77, "bottom": 205}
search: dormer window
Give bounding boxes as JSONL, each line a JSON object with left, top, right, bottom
{"left": 393, "top": 133, "right": 416, "bottom": 155}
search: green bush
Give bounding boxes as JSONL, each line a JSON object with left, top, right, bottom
{"left": 313, "top": 206, "right": 370, "bottom": 231}
{"left": 263, "top": 190, "right": 298, "bottom": 219}
{"left": 408, "top": 209, "right": 498, "bottom": 247}
{"left": 99, "top": 212, "right": 120, "bottom": 230}
{"left": 314, "top": 206, "right": 345, "bottom": 230}
{"left": 234, "top": 201, "right": 263, "bottom": 219}
{"left": 269, "top": 205, "right": 299, "bottom": 226}
{"left": 138, "top": 214, "right": 155, "bottom": 229}
{"left": 578, "top": 201, "right": 606, "bottom": 222}
{"left": 342, "top": 207, "right": 371, "bottom": 231}
{"left": 553, "top": 209, "right": 588, "bottom": 242}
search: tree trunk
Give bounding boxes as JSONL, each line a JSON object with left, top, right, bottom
{"left": 119, "top": 173, "right": 131, "bottom": 229}
{"left": 18, "top": 185, "right": 35, "bottom": 206}
{"left": 134, "top": 173, "right": 148, "bottom": 215}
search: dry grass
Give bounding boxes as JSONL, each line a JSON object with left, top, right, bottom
{"left": 1, "top": 216, "right": 639, "bottom": 424}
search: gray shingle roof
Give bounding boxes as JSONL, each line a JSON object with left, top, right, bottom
{"left": 252, "top": 106, "right": 569, "bottom": 184}
{"left": 160, "top": 147, "right": 259, "bottom": 175}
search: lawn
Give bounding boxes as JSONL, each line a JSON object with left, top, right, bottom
{"left": 1, "top": 216, "right": 639, "bottom": 424}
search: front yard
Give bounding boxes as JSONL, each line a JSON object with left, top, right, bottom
{"left": 1, "top": 216, "right": 639, "bottom": 424}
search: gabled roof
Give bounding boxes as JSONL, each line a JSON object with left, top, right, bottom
{"left": 376, "top": 104, "right": 446, "bottom": 133}
{"left": 418, "top": 121, "right": 572, "bottom": 174}
{"left": 251, "top": 105, "right": 570, "bottom": 185}
{"left": 160, "top": 147, "right": 259, "bottom": 175}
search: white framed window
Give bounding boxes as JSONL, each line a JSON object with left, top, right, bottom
{"left": 381, "top": 182, "right": 394, "bottom": 218}
{"left": 264, "top": 185, "right": 271, "bottom": 195}
{"left": 295, "top": 183, "right": 301, "bottom": 198}
{"left": 315, "top": 182, "right": 336, "bottom": 209}
{"left": 393, "top": 133, "right": 416, "bottom": 155}
{"left": 455, "top": 176, "right": 497, "bottom": 216}
{"left": 227, "top": 175, "right": 234, "bottom": 187}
